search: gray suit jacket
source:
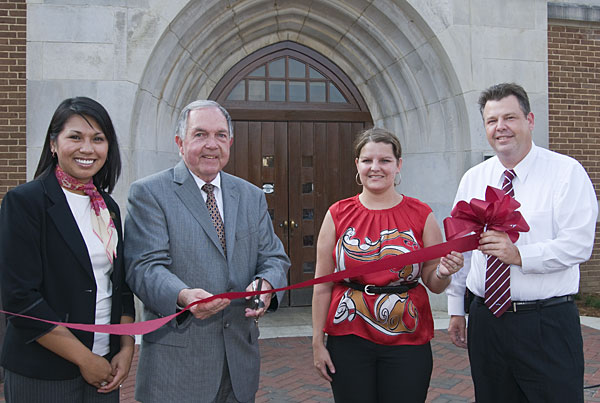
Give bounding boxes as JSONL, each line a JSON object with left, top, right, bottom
{"left": 124, "top": 161, "right": 290, "bottom": 402}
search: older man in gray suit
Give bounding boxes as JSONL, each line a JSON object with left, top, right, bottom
{"left": 124, "top": 100, "right": 290, "bottom": 403}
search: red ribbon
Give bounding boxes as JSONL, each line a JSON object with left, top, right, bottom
{"left": 2, "top": 186, "right": 528, "bottom": 336}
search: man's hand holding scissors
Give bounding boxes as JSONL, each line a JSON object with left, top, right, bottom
{"left": 245, "top": 277, "right": 272, "bottom": 322}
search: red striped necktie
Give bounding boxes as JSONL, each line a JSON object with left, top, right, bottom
{"left": 484, "top": 169, "right": 516, "bottom": 317}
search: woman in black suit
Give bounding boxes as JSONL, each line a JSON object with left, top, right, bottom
{"left": 0, "top": 97, "right": 135, "bottom": 402}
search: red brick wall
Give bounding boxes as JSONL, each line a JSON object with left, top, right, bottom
{"left": 548, "top": 22, "right": 600, "bottom": 293}
{"left": 0, "top": 0, "right": 26, "bottom": 201}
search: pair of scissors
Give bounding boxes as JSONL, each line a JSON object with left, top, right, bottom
{"left": 252, "top": 277, "right": 266, "bottom": 310}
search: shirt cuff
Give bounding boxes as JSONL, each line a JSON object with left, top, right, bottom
{"left": 448, "top": 295, "right": 466, "bottom": 316}
{"left": 516, "top": 244, "right": 540, "bottom": 274}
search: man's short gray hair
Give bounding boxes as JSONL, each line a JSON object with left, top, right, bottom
{"left": 175, "top": 100, "right": 234, "bottom": 140}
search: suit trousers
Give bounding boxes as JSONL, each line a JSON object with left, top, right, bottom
{"left": 3, "top": 369, "right": 119, "bottom": 403}
{"left": 468, "top": 297, "right": 584, "bottom": 403}
{"left": 213, "top": 357, "right": 255, "bottom": 403}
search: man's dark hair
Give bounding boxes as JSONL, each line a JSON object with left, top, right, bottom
{"left": 478, "top": 83, "right": 531, "bottom": 118}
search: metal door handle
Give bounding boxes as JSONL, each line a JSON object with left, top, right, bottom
{"left": 289, "top": 220, "right": 298, "bottom": 235}
{"left": 279, "top": 220, "right": 288, "bottom": 228}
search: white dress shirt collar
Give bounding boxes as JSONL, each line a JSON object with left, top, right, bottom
{"left": 188, "top": 171, "right": 222, "bottom": 192}
{"left": 491, "top": 141, "right": 537, "bottom": 186}
{"left": 187, "top": 170, "right": 225, "bottom": 221}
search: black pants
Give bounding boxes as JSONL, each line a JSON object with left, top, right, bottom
{"left": 326, "top": 334, "right": 432, "bottom": 403}
{"left": 468, "top": 298, "right": 584, "bottom": 403}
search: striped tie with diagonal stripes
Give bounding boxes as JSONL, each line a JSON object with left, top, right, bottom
{"left": 484, "top": 169, "right": 516, "bottom": 317}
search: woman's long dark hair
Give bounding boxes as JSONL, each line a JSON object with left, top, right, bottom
{"left": 35, "top": 97, "right": 121, "bottom": 193}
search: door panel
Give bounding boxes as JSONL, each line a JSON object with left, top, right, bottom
{"left": 248, "top": 122, "right": 262, "bottom": 185}
{"left": 224, "top": 120, "right": 365, "bottom": 306}
{"left": 287, "top": 122, "right": 303, "bottom": 305}
{"left": 288, "top": 122, "right": 364, "bottom": 304}
{"left": 274, "top": 122, "right": 288, "bottom": 237}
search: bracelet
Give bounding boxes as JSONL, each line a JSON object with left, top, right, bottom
{"left": 436, "top": 264, "right": 450, "bottom": 280}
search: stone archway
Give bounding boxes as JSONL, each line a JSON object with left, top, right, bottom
{"left": 129, "top": 0, "right": 468, "bottom": 217}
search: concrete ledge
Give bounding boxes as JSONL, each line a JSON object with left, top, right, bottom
{"left": 581, "top": 316, "right": 600, "bottom": 330}
{"left": 258, "top": 308, "right": 453, "bottom": 339}
{"left": 257, "top": 307, "right": 600, "bottom": 339}
{"left": 548, "top": 2, "right": 600, "bottom": 22}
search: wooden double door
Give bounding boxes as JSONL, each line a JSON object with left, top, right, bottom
{"left": 224, "top": 120, "right": 365, "bottom": 306}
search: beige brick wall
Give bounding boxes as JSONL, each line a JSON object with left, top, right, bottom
{"left": 548, "top": 22, "right": 600, "bottom": 293}
{"left": 0, "top": 0, "right": 26, "bottom": 201}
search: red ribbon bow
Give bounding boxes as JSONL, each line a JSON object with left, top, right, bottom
{"left": 443, "top": 186, "right": 530, "bottom": 243}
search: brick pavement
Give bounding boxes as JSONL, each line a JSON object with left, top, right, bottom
{"left": 2, "top": 326, "right": 600, "bottom": 402}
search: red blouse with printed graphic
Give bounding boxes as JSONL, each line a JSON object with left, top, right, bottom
{"left": 323, "top": 194, "right": 434, "bottom": 346}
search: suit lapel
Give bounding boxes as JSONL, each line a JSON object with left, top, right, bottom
{"left": 173, "top": 161, "right": 226, "bottom": 257}
{"left": 221, "top": 172, "right": 239, "bottom": 261}
{"left": 43, "top": 172, "right": 94, "bottom": 279}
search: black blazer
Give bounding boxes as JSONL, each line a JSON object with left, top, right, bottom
{"left": 0, "top": 170, "right": 135, "bottom": 380}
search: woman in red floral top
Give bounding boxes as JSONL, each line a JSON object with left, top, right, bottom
{"left": 312, "top": 128, "right": 464, "bottom": 402}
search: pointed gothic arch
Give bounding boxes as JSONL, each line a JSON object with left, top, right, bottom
{"left": 210, "top": 41, "right": 371, "bottom": 122}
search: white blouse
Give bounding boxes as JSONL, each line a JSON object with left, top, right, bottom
{"left": 63, "top": 189, "right": 113, "bottom": 356}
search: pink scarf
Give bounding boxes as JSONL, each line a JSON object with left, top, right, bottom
{"left": 55, "top": 165, "right": 118, "bottom": 263}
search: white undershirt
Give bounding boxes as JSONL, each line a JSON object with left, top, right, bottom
{"left": 62, "top": 189, "right": 113, "bottom": 356}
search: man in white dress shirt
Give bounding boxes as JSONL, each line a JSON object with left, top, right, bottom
{"left": 446, "top": 83, "right": 598, "bottom": 402}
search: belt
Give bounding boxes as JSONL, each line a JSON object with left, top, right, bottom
{"left": 473, "top": 295, "right": 574, "bottom": 313}
{"left": 344, "top": 281, "right": 419, "bottom": 295}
